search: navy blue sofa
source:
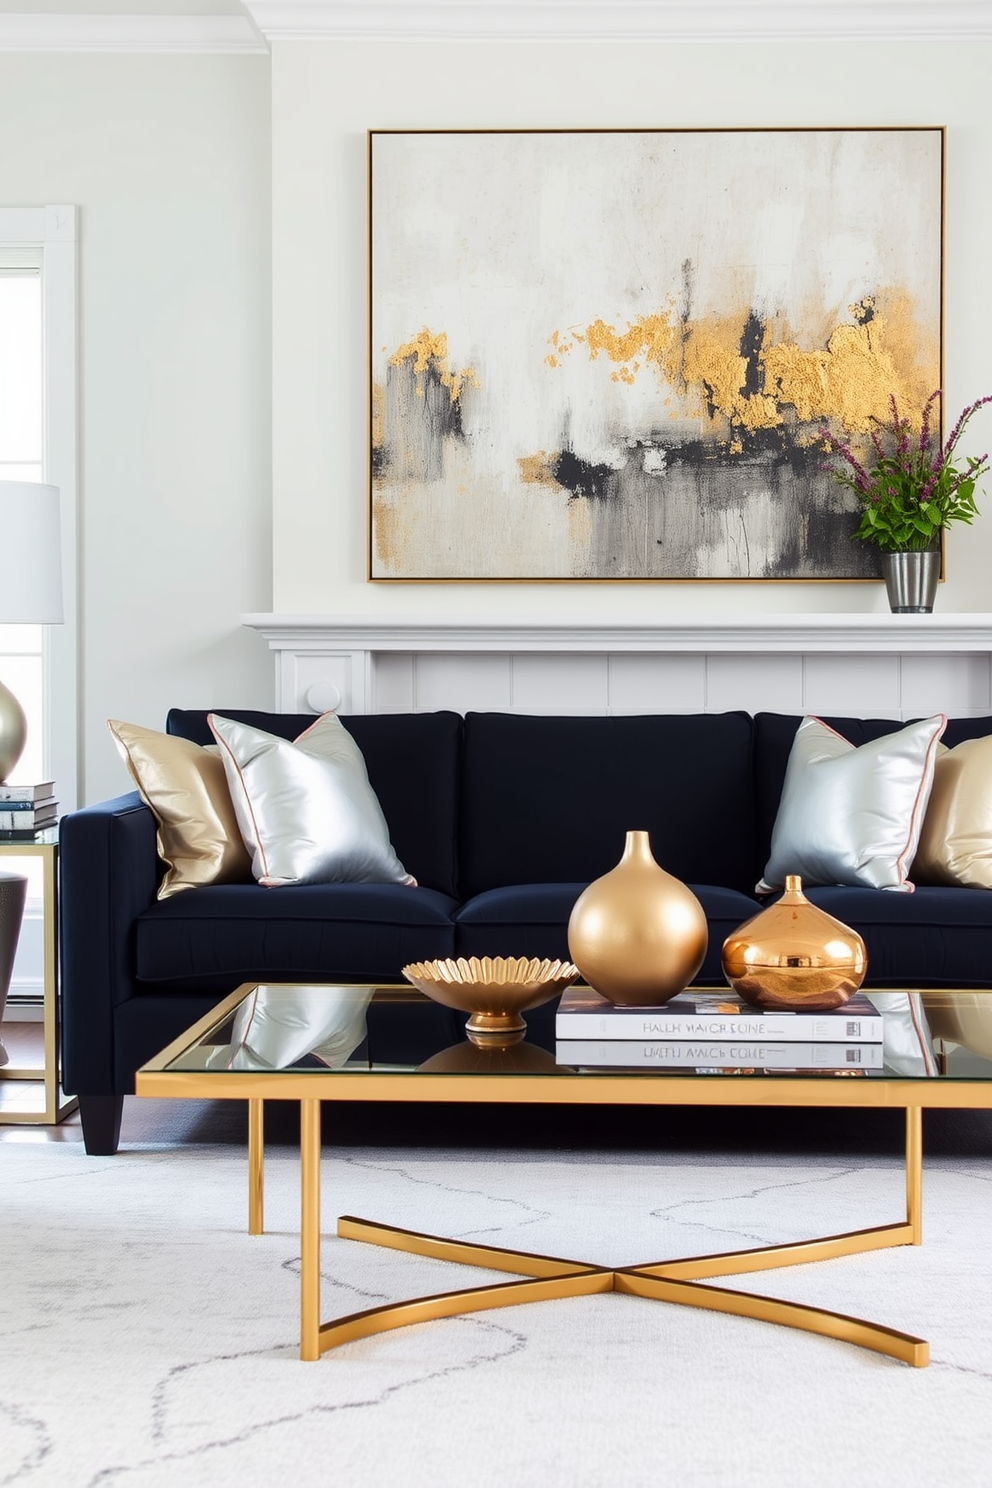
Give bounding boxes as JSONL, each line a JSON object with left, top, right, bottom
{"left": 60, "top": 707, "right": 992, "bottom": 1153}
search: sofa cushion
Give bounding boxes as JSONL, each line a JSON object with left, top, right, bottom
{"left": 135, "top": 882, "right": 458, "bottom": 989}
{"left": 455, "top": 882, "right": 762, "bottom": 985}
{"left": 759, "top": 714, "right": 945, "bottom": 893}
{"left": 166, "top": 709, "right": 462, "bottom": 897}
{"left": 458, "top": 712, "right": 757, "bottom": 898}
{"left": 755, "top": 711, "right": 992, "bottom": 873}
{"left": 805, "top": 885, "right": 992, "bottom": 987}
{"left": 208, "top": 712, "right": 414, "bottom": 888}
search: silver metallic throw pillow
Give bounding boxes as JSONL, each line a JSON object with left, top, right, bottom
{"left": 760, "top": 713, "right": 946, "bottom": 893}
{"left": 208, "top": 712, "right": 416, "bottom": 888}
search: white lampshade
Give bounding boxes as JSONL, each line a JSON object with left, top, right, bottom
{"left": 0, "top": 482, "right": 63, "bottom": 624}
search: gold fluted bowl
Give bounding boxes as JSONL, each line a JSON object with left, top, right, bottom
{"left": 402, "top": 956, "right": 579, "bottom": 1045}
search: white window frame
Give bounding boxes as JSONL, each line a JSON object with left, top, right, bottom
{"left": 0, "top": 206, "right": 77, "bottom": 812}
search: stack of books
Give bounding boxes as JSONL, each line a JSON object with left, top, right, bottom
{"left": 0, "top": 781, "right": 58, "bottom": 836}
{"left": 555, "top": 985, "right": 885, "bottom": 1073}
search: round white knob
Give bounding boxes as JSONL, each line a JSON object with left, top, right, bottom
{"left": 304, "top": 681, "right": 341, "bottom": 714}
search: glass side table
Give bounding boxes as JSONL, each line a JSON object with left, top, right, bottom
{"left": 0, "top": 827, "right": 76, "bottom": 1125}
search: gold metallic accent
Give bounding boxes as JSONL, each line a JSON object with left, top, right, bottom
{"left": 300, "top": 1098, "right": 322, "bottom": 1362}
{"left": 0, "top": 676, "right": 27, "bottom": 784}
{"left": 133, "top": 980, "right": 992, "bottom": 1366}
{"left": 722, "top": 875, "right": 867, "bottom": 1010}
{"left": 417, "top": 1040, "right": 563, "bottom": 1073}
{"left": 922, "top": 988, "right": 992, "bottom": 1061}
{"left": 248, "top": 1098, "right": 264, "bottom": 1236}
{"left": 0, "top": 838, "right": 76, "bottom": 1126}
{"left": 402, "top": 957, "right": 578, "bottom": 1045}
{"left": 107, "top": 719, "right": 252, "bottom": 899}
{"left": 289, "top": 1100, "right": 929, "bottom": 1366}
{"left": 906, "top": 1105, "right": 923, "bottom": 1245}
{"left": 567, "top": 830, "right": 708, "bottom": 1005}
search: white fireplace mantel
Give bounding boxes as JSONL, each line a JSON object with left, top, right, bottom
{"left": 242, "top": 612, "right": 992, "bottom": 720}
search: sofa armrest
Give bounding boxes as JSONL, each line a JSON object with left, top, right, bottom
{"left": 60, "top": 792, "right": 160, "bottom": 1095}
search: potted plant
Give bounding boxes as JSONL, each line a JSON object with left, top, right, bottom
{"left": 820, "top": 391, "right": 992, "bottom": 612}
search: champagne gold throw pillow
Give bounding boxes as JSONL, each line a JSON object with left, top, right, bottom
{"left": 760, "top": 713, "right": 946, "bottom": 893}
{"left": 108, "top": 719, "right": 252, "bottom": 899}
{"left": 208, "top": 711, "right": 415, "bottom": 888}
{"left": 913, "top": 734, "right": 992, "bottom": 889}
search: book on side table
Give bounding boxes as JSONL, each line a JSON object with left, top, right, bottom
{"left": 555, "top": 986, "right": 884, "bottom": 1043}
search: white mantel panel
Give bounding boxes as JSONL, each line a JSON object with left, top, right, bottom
{"left": 704, "top": 654, "right": 804, "bottom": 716}
{"left": 606, "top": 654, "right": 706, "bottom": 714}
{"left": 247, "top": 615, "right": 992, "bottom": 721}
{"left": 510, "top": 654, "right": 610, "bottom": 714}
{"left": 900, "top": 654, "right": 992, "bottom": 718}
{"left": 802, "top": 654, "right": 902, "bottom": 719}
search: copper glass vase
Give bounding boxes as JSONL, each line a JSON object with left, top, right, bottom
{"left": 721, "top": 875, "right": 867, "bottom": 1011}
{"left": 566, "top": 830, "right": 708, "bottom": 1006}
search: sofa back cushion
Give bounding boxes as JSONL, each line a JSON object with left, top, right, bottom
{"left": 753, "top": 712, "right": 992, "bottom": 874}
{"left": 458, "top": 711, "right": 756, "bottom": 898}
{"left": 166, "top": 710, "right": 463, "bottom": 896}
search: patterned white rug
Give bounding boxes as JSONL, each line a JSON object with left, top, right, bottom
{"left": 4, "top": 1137, "right": 992, "bottom": 1488}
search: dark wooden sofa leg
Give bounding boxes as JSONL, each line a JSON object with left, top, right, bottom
{"left": 79, "top": 1094, "right": 124, "bottom": 1155}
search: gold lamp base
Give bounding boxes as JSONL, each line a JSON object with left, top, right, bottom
{"left": 0, "top": 676, "right": 27, "bottom": 785}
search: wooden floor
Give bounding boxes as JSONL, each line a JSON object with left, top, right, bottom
{"left": 4, "top": 1018, "right": 992, "bottom": 1156}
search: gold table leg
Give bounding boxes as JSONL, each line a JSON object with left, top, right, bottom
{"left": 906, "top": 1106, "right": 923, "bottom": 1245}
{"left": 294, "top": 1108, "right": 929, "bottom": 1367}
{"left": 300, "top": 1098, "right": 322, "bottom": 1362}
{"left": 248, "top": 1099, "right": 264, "bottom": 1236}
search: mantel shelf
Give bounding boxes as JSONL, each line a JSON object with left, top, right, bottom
{"left": 243, "top": 613, "right": 992, "bottom": 655}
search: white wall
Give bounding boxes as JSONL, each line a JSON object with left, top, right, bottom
{"left": 271, "top": 38, "right": 992, "bottom": 619}
{"left": 0, "top": 52, "right": 272, "bottom": 804}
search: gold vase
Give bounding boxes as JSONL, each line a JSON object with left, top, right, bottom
{"left": 721, "top": 875, "right": 867, "bottom": 1011}
{"left": 566, "top": 830, "right": 708, "bottom": 1006}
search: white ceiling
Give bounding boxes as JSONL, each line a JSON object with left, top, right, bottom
{"left": 0, "top": 0, "right": 990, "bottom": 48}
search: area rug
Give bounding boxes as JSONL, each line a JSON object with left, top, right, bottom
{"left": 4, "top": 1137, "right": 992, "bottom": 1488}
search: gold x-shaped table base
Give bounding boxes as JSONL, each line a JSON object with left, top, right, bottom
{"left": 248, "top": 1100, "right": 928, "bottom": 1367}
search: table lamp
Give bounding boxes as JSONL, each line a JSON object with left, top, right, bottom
{"left": 0, "top": 482, "right": 63, "bottom": 783}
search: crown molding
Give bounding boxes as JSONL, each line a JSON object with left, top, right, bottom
{"left": 243, "top": 0, "right": 992, "bottom": 43}
{"left": 0, "top": 13, "right": 267, "bottom": 53}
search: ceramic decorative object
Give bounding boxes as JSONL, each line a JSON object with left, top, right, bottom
{"left": 0, "top": 872, "right": 27, "bottom": 1068}
{"left": 402, "top": 956, "right": 578, "bottom": 1045}
{"left": 566, "top": 830, "right": 708, "bottom": 1007}
{"left": 721, "top": 875, "right": 867, "bottom": 1011}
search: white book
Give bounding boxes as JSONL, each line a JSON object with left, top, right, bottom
{"left": 556, "top": 1039, "right": 884, "bottom": 1070}
{"left": 555, "top": 986, "right": 884, "bottom": 1043}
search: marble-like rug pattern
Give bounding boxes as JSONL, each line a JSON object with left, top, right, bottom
{"left": 4, "top": 1140, "right": 992, "bottom": 1488}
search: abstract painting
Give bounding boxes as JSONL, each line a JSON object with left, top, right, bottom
{"left": 369, "top": 128, "right": 943, "bottom": 580}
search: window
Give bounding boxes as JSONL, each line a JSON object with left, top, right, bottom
{"left": 0, "top": 208, "right": 77, "bottom": 1013}
{"left": 0, "top": 207, "right": 76, "bottom": 812}
{"left": 0, "top": 254, "right": 45, "bottom": 784}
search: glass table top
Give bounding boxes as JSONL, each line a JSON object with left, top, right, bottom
{"left": 157, "top": 983, "right": 992, "bottom": 1084}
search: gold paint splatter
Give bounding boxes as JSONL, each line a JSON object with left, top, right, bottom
{"left": 371, "top": 382, "right": 384, "bottom": 450}
{"left": 518, "top": 451, "right": 560, "bottom": 486}
{"left": 388, "top": 328, "right": 479, "bottom": 402}
{"left": 567, "top": 495, "right": 592, "bottom": 549}
{"left": 547, "top": 289, "right": 938, "bottom": 447}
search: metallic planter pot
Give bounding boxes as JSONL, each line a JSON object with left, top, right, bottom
{"left": 882, "top": 550, "right": 940, "bottom": 613}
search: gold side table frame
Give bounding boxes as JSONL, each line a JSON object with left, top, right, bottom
{"left": 136, "top": 983, "right": 992, "bottom": 1370}
{"left": 0, "top": 837, "right": 76, "bottom": 1126}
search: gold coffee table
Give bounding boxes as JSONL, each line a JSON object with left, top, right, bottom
{"left": 136, "top": 982, "right": 992, "bottom": 1368}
